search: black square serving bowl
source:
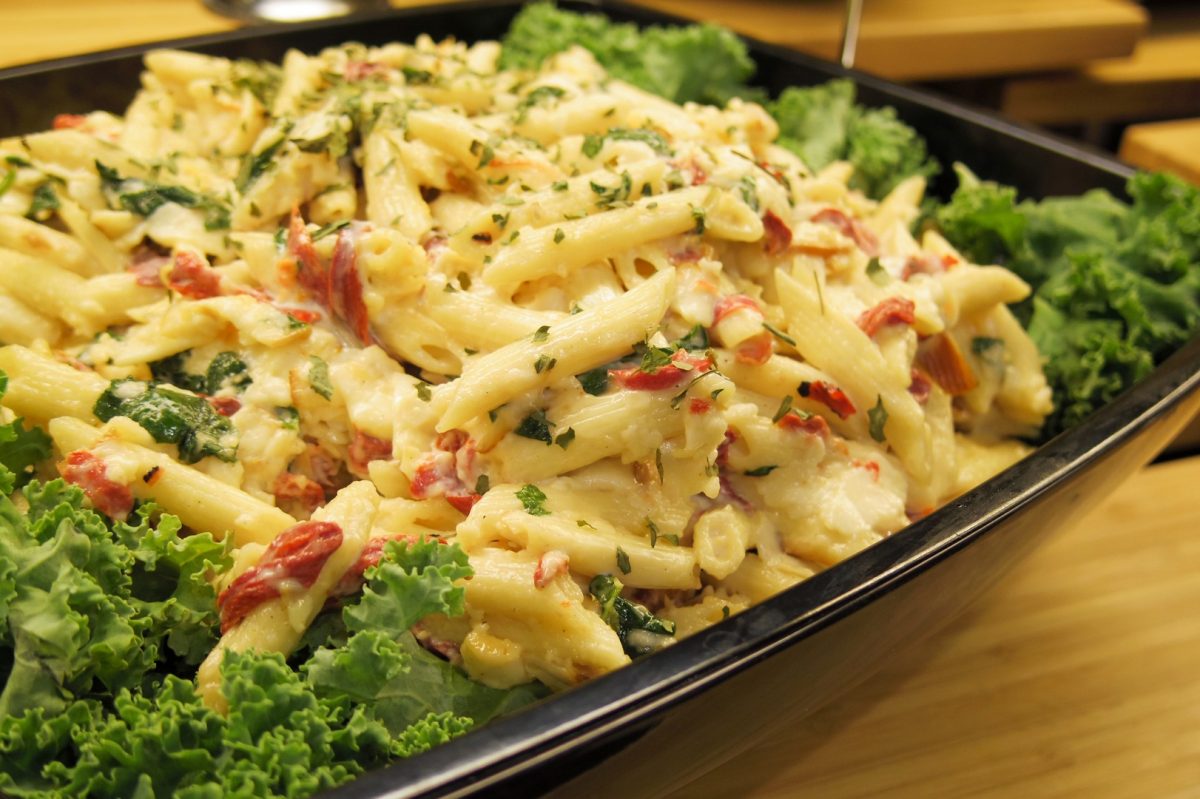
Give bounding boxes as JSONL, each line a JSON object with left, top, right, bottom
{"left": 3, "top": 3, "right": 1198, "bottom": 797}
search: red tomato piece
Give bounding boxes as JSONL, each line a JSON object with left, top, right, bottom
{"left": 811, "top": 208, "right": 879, "bottom": 256}
{"left": 60, "top": 450, "right": 134, "bottom": 520}
{"left": 713, "top": 294, "right": 761, "bottom": 325}
{"left": 217, "top": 520, "right": 343, "bottom": 632}
{"left": 610, "top": 352, "right": 713, "bottom": 392}
{"left": 800, "top": 380, "right": 857, "bottom": 419}
{"left": 761, "top": 210, "right": 793, "bottom": 256}
{"left": 167, "top": 250, "right": 221, "bottom": 299}
{"left": 347, "top": 428, "right": 392, "bottom": 477}
{"left": 857, "top": 296, "right": 916, "bottom": 338}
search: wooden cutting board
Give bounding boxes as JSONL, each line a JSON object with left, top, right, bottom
{"left": 0, "top": 0, "right": 1145, "bottom": 81}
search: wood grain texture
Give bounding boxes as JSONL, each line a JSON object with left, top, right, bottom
{"left": 1121, "top": 119, "right": 1200, "bottom": 186}
{"left": 670, "top": 455, "right": 1200, "bottom": 799}
{"left": 0, "top": 0, "right": 1145, "bottom": 80}
{"left": 1002, "top": 6, "right": 1200, "bottom": 124}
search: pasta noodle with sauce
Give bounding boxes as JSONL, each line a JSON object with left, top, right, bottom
{"left": 0, "top": 35, "right": 1051, "bottom": 701}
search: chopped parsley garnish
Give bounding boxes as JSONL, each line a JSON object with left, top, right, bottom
{"left": 415, "top": 381, "right": 432, "bottom": 402}
{"left": 615, "top": 547, "right": 632, "bottom": 575}
{"left": 972, "top": 336, "right": 1005, "bottom": 359}
{"left": 553, "top": 227, "right": 565, "bottom": 244}
{"left": 515, "top": 409, "right": 554, "bottom": 444}
{"left": 673, "top": 324, "right": 709, "bottom": 351}
{"left": 533, "top": 354, "right": 556, "bottom": 374}
{"left": 762, "top": 321, "right": 796, "bottom": 347}
{"left": 866, "top": 257, "right": 889, "bottom": 285}
{"left": 401, "top": 66, "right": 434, "bottom": 84}
{"left": 589, "top": 574, "right": 676, "bottom": 657}
{"left": 311, "top": 220, "right": 350, "bottom": 241}
{"left": 577, "top": 519, "right": 596, "bottom": 529}
{"left": 308, "top": 356, "right": 334, "bottom": 400}
{"left": 474, "top": 474, "right": 490, "bottom": 494}
{"left": 744, "top": 465, "right": 778, "bottom": 477}
{"left": 93, "top": 378, "right": 238, "bottom": 464}
{"left": 581, "top": 127, "right": 671, "bottom": 159}
{"left": 0, "top": 169, "right": 15, "bottom": 199}
{"left": 492, "top": 212, "right": 510, "bottom": 229}
{"left": 577, "top": 367, "right": 609, "bottom": 396}
{"left": 868, "top": 395, "right": 888, "bottom": 442}
{"left": 645, "top": 516, "right": 660, "bottom": 547}
{"left": 25, "top": 181, "right": 60, "bottom": 221}
{"left": 554, "top": 427, "right": 575, "bottom": 449}
{"left": 669, "top": 371, "right": 716, "bottom": 409}
{"left": 515, "top": 85, "right": 566, "bottom": 121}
{"left": 636, "top": 342, "right": 675, "bottom": 374}
{"left": 590, "top": 170, "right": 633, "bottom": 209}
{"left": 552, "top": 180, "right": 569, "bottom": 191}
{"left": 690, "top": 207, "right": 707, "bottom": 235}
{"left": 235, "top": 134, "right": 286, "bottom": 192}
{"left": 655, "top": 447, "right": 664, "bottom": 482}
{"left": 516, "top": 484, "right": 550, "bottom": 516}
{"left": 274, "top": 405, "right": 300, "bottom": 430}
{"left": 771, "top": 395, "right": 794, "bottom": 423}
{"left": 738, "top": 175, "right": 760, "bottom": 212}
{"left": 532, "top": 325, "right": 550, "bottom": 342}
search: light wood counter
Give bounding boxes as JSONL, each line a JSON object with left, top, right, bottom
{"left": 686, "top": 454, "right": 1200, "bottom": 799}
{"left": 1, "top": 0, "right": 1146, "bottom": 81}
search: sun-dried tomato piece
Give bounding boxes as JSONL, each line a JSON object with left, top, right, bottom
{"left": 347, "top": 428, "right": 392, "bottom": 477}
{"left": 857, "top": 296, "right": 916, "bottom": 338}
{"left": 777, "top": 412, "right": 831, "bottom": 437}
{"left": 713, "top": 294, "right": 761, "bottom": 325}
{"left": 330, "top": 228, "right": 371, "bottom": 345}
{"left": 60, "top": 450, "right": 133, "bottom": 520}
{"left": 288, "top": 208, "right": 327, "bottom": 304}
{"left": 611, "top": 352, "right": 714, "bottom": 392}
{"left": 209, "top": 396, "right": 241, "bottom": 417}
{"left": 272, "top": 472, "right": 326, "bottom": 517}
{"left": 761, "top": 210, "right": 793, "bottom": 255}
{"left": 53, "top": 114, "right": 87, "bottom": 130}
{"left": 811, "top": 207, "right": 879, "bottom": 256}
{"left": 217, "top": 520, "right": 343, "bottom": 632}
{"left": 167, "top": 250, "right": 221, "bottom": 299}
{"left": 799, "top": 380, "right": 857, "bottom": 419}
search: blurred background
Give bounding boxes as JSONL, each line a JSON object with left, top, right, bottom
{"left": 3, "top": 0, "right": 1197, "bottom": 185}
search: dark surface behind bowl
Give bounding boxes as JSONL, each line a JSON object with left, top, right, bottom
{"left": 2, "top": 3, "right": 1198, "bottom": 797}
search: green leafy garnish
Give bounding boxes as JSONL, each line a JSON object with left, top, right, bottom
{"left": 97, "top": 161, "right": 230, "bottom": 230}
{"left": 204, "top": 351, "right": 251, "bottom": 395}
{"left": 768, "top": 79, "right": 938, "bottom": 199}
{"left": 554, "top": 428, "right": 575, "bottom": 449}
{"left": 93, "top": 379, "right": 238, "bottom": 463}
{"left": 501, "top": 2, "right": 755, "bottom": 106}
{"left": 743, "top": 465, "right": 777, "bottom": 477}
{"left": 588, "top": 574, "right": 676, "bottom": 657}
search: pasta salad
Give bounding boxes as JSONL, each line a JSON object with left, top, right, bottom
{"left": 0, "top": 20, "right": 1061, "bottom": 799}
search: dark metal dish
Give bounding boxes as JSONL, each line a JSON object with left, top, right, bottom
{"left": 3, "top": 3, "right": 1197, "bottom": 797}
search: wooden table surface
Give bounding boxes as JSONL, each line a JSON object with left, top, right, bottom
{"left": 5, "top": 3, "right": 1199, "bottom": 797}
{"left": 0, "top": 0, "right": 1146, "bottom": 80}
